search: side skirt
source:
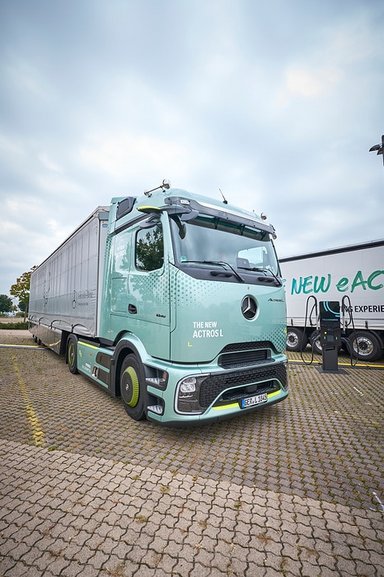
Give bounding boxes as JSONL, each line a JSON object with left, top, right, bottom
{"left": 77, "top": 340, "right": 115, "bottom": 394}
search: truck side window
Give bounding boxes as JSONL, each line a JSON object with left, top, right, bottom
{"left": 135, "top": 224, "right": 164, "bottom": 271}
{"left": 113, "top": 230, "right": 131, "bottom": 274}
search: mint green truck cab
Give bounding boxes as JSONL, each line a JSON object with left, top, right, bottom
{"left": 29, "top": 187, "right": 288, "bottom": 424}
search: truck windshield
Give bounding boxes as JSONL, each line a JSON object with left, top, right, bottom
{"left": 170, "top": 214, "right": 280, "bottom": 276}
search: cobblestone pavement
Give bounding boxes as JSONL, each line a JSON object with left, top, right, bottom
{"left": 0, "top": 331, "right": 383, "bottom": 576}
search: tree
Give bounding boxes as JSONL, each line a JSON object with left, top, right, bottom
{"left": 0, "top": 294, "right": 13, "bottom": 314}
{"left": 136, "top": 226, "right": 164, "bottom": 271}
{"left": 10, "top": 267, "right": 36, "bottom": 321}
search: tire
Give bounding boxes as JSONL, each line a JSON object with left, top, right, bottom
{"left": 310, "top": 330, "right": 322, "bottom": 355}
{"left": 120, "top": 354, "right": 146, "bottom": 421}
{"left": 311, "top": 329, "right": 342, "bottom": 356}
{"left": 67, "top": 335, "right": 78, "bottom": 374}
{"left": 348, "top": 331, "right": 382, "bottom": 362}
{"left": 286, "top": 328, "right": 308, "bottom": 352}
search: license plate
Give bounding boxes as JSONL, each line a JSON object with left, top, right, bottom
{"left": 241, "top": 393, "right": 268, "bottom": 409}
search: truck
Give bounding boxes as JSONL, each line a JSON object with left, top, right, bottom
{"left": 280, "top": 239, "right": 384, "bottom": 361}
{"left": 28, "top": 184, "right": 288, "bottom": 425}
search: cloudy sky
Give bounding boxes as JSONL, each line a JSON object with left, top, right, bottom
{"left": 1, "top": 0, "right": 383, "bottom": 299}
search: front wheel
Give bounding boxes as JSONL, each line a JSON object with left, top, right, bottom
{"left": 120, "top": 354, "right": 146, "bottom": 421}
{"left": 348, "top": 331, "right": 382, "bottom": 362}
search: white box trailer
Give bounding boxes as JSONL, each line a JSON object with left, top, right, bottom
{"left": 279, "top": 239, "right": 384, "bottom": 361}
{"left": 28, "top": 207, "right": 109, "bottom": 352}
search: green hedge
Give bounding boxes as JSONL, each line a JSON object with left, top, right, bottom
{"left": 0, "top": 322, "right": 28, "bottom": 330}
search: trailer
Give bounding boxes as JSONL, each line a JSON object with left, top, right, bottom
{"left": 280, "top": 240, "right": 384, "bottom": 361}
{"left": 29, "top": 184, "right": 288, "bottom": 425}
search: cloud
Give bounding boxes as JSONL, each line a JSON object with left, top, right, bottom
{"left": 283, "top": 66, "right": 341, "bottom": 100}
{"left": 38, "top": 153, "right": 63, "bottom": 173}
{"left": 0, "top": 0, "right": 383, "bottom": 298}
{"left": 79, "top": 133, "right": 190, "bottom": 183}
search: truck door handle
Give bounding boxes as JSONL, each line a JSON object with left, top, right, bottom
{"left": 128, "top": 304, "right": 137, "bottom": 314}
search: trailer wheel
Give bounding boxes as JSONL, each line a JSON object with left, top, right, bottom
{"left": 120, "top": 355, "right": 146, "bottom": 421}
{"left": 348, "top": 331, "right": 382, "bottom": 362}
{"left": 311, "top": 330, "right": 342, "bottom": 356}
{"left": 310, "top": 330, "right": 322, "bottom": 355}
{"left": 286, "top": 328, "right": 308, "bottom": 352}
{"left": 67, "top": 335, "right": 78, "bottom": 374}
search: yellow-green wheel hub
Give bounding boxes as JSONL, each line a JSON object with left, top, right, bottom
{"left": 123, "top": 366, "right": 139, "bottom": 407}
{"left": 68, "top": 343, "right": 75, "bottom": 366}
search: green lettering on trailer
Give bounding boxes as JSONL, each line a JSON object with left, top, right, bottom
{"left": 367, "top": 270, "right": 384, "bottom": 290}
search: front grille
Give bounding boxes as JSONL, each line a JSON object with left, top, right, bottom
{"left": 199, "top": 364, "right": 287, "bottom": 409}
{"left": 218, "top": 349, "right": 269, "bottom": 368}
{"left": 219, "top": 341, "right": 275, "bottom": 353}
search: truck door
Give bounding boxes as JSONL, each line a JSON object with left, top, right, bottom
{"left": 109, "top": 218, "right": 170, "bottom": 359}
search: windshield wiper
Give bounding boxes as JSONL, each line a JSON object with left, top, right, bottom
{"left": 238, "top": 266, "right": 265, "bottom": 272}
{"left": 238, "top": 266, "right": 282, "bottom": 286}
{"left": 182, "top": 260, "right": 245, "bottom": 283}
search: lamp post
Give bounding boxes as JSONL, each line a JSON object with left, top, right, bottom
{"left": 369, "top": 135, "right": 384, "bottom": 165}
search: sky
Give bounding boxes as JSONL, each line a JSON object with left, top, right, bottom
{"left": 0, "top": 0, "right": 383, "bottom": 300}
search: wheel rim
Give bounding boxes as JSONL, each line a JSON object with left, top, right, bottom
{"left": 311, "top": 333, "right": 322, "bottom": 353}
{"left": 287, "top": 332, "right": 299, "bottom": 348}
{"left": 122, "top": 366, "right": 140, "bottom": 407}
{"left": 353, "top": 336, "right": 373, "bottom": 357}
{"left": 68, "top": 342, "right": 75, "bottom": 368}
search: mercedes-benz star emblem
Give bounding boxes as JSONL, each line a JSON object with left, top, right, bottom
{"left": 241, "top": 296, "right": 257, "bottom": 320}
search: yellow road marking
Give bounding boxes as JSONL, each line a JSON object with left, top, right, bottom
{"left": 0, "top": 344, "right": 44, "bottom": 349}
{"left": 11, "top": 354, "right": 45, "bottom": 447}
{"left": 287, "top": 358, "right": 384, "bottom": 369}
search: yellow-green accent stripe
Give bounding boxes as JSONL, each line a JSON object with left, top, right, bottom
{"left": 79, "top": 341, "right": 99, "bottom": 350}
{"left": 212, "top": 402, "right": 238, "bottom": 411}
{"left": 267, "top": 390, "right": 281, "bottom": 399}
{"left": 212, "top": 389, "right": 282, "bottom": 411}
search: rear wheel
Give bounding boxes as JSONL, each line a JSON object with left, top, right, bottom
{"left": 120, "top": 354, "right": 146, "bottom": 421}
{"left": 67, "top": 335, "right": 78, "bottom": 374}
{"left": 311, "top": 329, "right": 342, "bottom": 356}
{"left": 286, "top": 328, "right": 308, "bottom": 352}
{"left": 310, "top": 330, "right": 322, "bottom": 355}
{"left": 348, "top": 331, "right": 382, "bottom": 362}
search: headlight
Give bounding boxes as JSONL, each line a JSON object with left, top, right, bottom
{"left": 179, "top": 377, "right": 197, "bottom": 393}
{"left": 176, "top": 375, "right": 207, "bottom": 414}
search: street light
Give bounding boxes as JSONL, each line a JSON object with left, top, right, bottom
{"left": 369, "top": 135, "right": 384, "bottom": 165}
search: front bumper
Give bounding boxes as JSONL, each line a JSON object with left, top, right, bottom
{"left": 146, "top": 357, "right": 288, "bottom": 425}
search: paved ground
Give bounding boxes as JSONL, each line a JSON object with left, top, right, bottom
{"left": 0, "top": 330, "right": 383, "bottom": 576}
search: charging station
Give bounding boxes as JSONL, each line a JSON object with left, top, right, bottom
{"left": 298, "top": 296, "right": 361, "bottom": 371}
{"left": 319, "top": 301, "right": 341, "bottom": 373}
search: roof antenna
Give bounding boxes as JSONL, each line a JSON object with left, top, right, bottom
{"left": 144, "top": 179, "right": 171, "bottom": 197}
{"left": 219, "top": 188, "right": 228, "bottom": 204}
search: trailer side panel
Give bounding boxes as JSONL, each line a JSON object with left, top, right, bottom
{"left": 29, "top": 209, "right": 109, "bottom": 341}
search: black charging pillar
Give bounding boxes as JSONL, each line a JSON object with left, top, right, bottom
{"left": 319, "top": 301, "right": 341, "bottom": 373}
